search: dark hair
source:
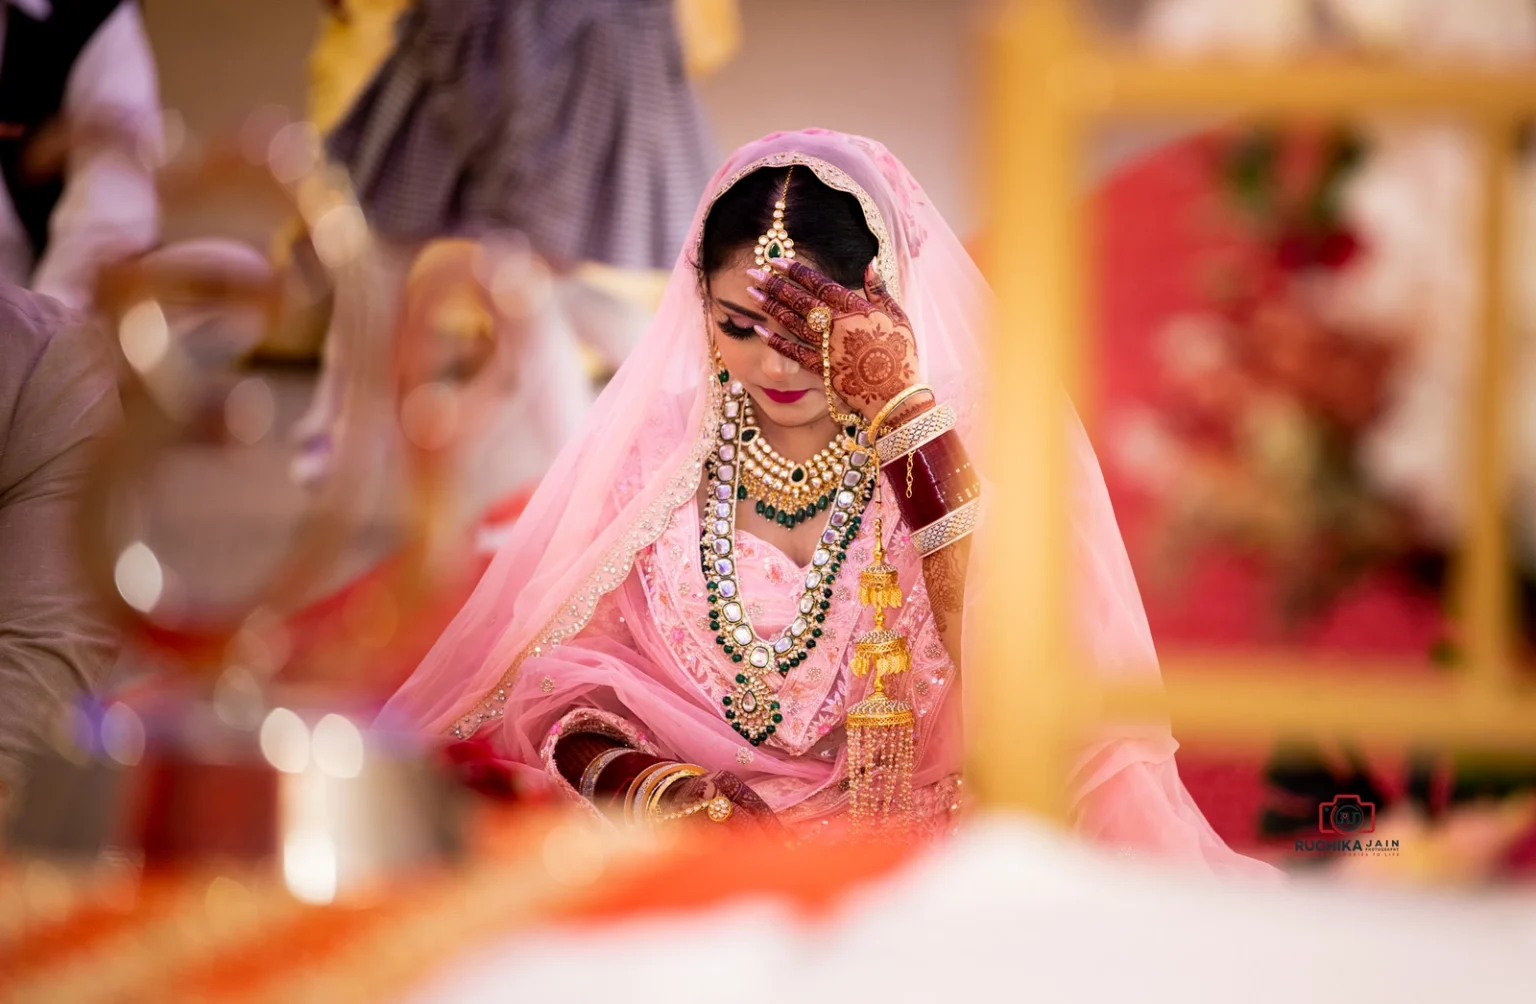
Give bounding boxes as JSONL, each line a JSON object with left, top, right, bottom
{"left": 699, "top": 167, "right": 878, "bottom": 289}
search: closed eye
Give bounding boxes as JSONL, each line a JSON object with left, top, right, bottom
{"left": 715, "top": 316, "right": 755, "bottom": 340}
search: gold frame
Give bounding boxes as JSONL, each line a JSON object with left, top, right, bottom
{"left": 975, "top": 0, "right": 1536, "bottom": 819}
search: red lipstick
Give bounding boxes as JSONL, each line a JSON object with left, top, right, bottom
{"left": 761, "top": 387, "right": 811, "bottom": 404}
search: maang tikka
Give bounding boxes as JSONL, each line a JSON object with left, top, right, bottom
{"left": 754, "top": 167, "right": 796, "bottom": 269}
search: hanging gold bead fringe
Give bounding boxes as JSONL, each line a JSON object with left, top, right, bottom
{"left": 845, "top": 458, "right": 915, "bottom": 831}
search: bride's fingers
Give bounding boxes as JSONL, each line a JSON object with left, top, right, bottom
{"left": 747, "top": 288, "right": 815, "bottom": 340}
{"left": 766, "top": 257, "right": 866, "bottom": 313}
{"left": 863, "top": 260, "right": 906, "bottom": 322}
{"left": 665, "top": 775, "right": 710, "bottom": 809}
{"left": 706, "top": 771, "right": 787, "bottom": 836}
{"left": 752, "top": 272, "right": 821, "bottom": 319}
{"left": 753, "top": 324, "right": 821, "bottom": 372}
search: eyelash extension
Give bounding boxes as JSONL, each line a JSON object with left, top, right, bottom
{"left": 715, "top": 317, "right": 755, "bottom": 340}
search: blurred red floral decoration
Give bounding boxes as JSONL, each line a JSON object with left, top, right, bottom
{"left": 1130, "top": 125, "right": 1415, "bottom": 629}
{"left": 1111, "top": 125, "right": 1536, "bottom": 861}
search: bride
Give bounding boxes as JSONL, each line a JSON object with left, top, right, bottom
{"left": 382, "top": 129, "right": 1271, "bottom": 875}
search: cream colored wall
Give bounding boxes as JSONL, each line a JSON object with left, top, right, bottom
{"left": 692, "top": 0, "right": 986, "bottom": 235}
{"left": 142, "top": 0, "right": 316, "bottom": 138}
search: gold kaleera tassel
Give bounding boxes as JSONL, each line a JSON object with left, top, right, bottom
{"left": 856, "top": 553, "right": 905, "bottom": 614}
{"left": 846, "top": 466, "right": 916, "bottom": 831}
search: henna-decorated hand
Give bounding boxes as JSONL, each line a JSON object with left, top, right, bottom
{"left": 660, "top": 769, "right": 787, "bottom": 836}
{"left": 746, "top": 257, "right": 923, "bottom": 421}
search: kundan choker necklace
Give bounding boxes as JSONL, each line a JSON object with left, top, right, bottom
{"left": 701, "top": 370, "right": 874, "bottom": 745}
{"left": 739, "top": 395, "right": 860, "bottom": 529}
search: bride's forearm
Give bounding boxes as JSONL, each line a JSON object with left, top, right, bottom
{"left": 873, "top": 394, "right": 978, "bottom": 670}
{"left": 920, "top": 537, "right": 970, "bottom": 668}
{"left": 552, "top": 731, "right": 667, "bottom": 803}
{"left": 552, "top": 731, "right": 624, "bottom": 787}
{"left": 872, "top": 391, "right": 976, "bottom": 669}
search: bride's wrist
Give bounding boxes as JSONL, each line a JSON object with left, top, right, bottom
{"left": 865, "top": 384, "right": 935, "bottom": 434}
{"left": 881, "top": 390, "right": 936, "bottom": 429}
{"left": 875, "top": 400, "right": 981, "bottom": 557}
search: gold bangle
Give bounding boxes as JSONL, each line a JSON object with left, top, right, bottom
{"left": 624, "top": 762, "right": 681, "bottom": 822}
{"left": 645, "top": 765, "right": 707, "bottom": 821}
{"left": 875, "top": 402, "right": 957, "bottom": 466}
{"left": 913, "top": 497, "right": 982, "bottom": 558}
{"left": 578, "top": 747, "right": 635, "bottom": 801}
{"left": 868, "top": 384, "right": 934, "bottom": 443}
{"left": 627, "top": 762, "right": 682, "bottom": 821}
{"left": 656, "top": 796, "right": 735, "bottom": 824}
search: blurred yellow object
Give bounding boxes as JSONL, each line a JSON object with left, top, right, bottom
{"left": 405, "top": 238, "right": 482, "bottom": 291}
{"left": 308, "top": 0, "right": 414, "bottom": 133}
{"left": 676, "top": 0, "right": 742, "bottom": 79}
{"left": 404, "top": 238, "right": 498, "bottom": 353}
{"left": 259, "top": 215, "right": 334, "bottom": 361}
{"left": 267, "top": 215, "right": 305, "bottom": 273}
{"left": 577, "top": 343, "right": 609, "bottom": 383}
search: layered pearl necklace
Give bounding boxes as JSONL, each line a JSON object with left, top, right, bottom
{"left": 700, "top": 372, "right": 875, "bottom": 745}
{"left": 739, "top": 396, "right": 858, "bottom": 528}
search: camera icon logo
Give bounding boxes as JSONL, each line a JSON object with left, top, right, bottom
{"left": 1318, "top": 794, "right": 1376, "bottom": 835}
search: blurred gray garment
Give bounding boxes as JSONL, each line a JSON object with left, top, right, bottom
{"left": 0, "top": 284, "right": 119, "bottom": 792}
{"left": 328, "top": 0, "right": 713, "bottom": 270}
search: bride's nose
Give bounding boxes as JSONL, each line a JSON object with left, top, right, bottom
{"left": 760, "top": 335, "right": 800, "bottom": 379}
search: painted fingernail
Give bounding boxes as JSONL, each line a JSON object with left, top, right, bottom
{"left": 767, "top": 256, "right": 792, "bottom": 269}
{"left": 745, "top": 267, "right": 768, "bottom": 282}
{"left": 752, "top": 324, "right": 773, "bottom": 340}
{"left": 745, "top": 286, "right": 766, "bottom": 303}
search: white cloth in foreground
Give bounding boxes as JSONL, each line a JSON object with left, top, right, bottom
{"left": 409, "top": 818, "right": 1536, "bottom": 1004}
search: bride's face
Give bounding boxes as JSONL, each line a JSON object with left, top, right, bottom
{"left": 706, "top": 248, "right": 830, "bottom": 430}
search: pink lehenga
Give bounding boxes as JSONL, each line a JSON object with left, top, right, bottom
{"left": 381, "top": 129, "right": 1275, "bottom": 876}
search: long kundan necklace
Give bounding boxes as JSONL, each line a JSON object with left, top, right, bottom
{"left": 701, "top": 370, "right": 874, "bottom": 745}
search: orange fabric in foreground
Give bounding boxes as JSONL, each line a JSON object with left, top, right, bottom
{"left": 1, "top": 816, "right": 930, "bottom": 999}
{"left": 552, "top": 828, "right": 925, "bottom": 926}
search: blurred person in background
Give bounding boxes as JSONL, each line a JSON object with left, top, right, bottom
{"left": 292, "top": 0, "right": 728, "bottom": 522}
{"left": 0, "top": 284, "right": 119, "bottom": 804}
{"left": 382, "top": 130, "right": 1276, "bottom": 877}
{"left": 0, "top": 0, "right": 161, "bottom": 311}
